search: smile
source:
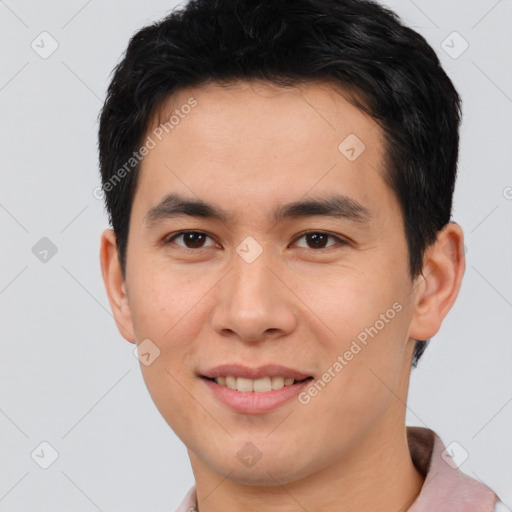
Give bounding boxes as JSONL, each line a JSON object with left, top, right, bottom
{"left": 205, "top": 375, "right": 311, "bottom": 392}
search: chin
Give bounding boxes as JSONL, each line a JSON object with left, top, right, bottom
{"left": 198, "top": 442, "right": 317, "bottom": 487}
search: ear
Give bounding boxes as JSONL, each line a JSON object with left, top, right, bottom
{"left": 99, "top": 229, "right": 136, "bottom": 343}
{"left": 409, "top": 222, "right": 466, "bottom": 341}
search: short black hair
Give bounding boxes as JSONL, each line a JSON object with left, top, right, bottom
{"left": 98, "top": 0, "right": 462, "bottom": 367}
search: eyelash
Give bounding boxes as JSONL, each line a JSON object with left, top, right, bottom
{"left": 162, "top": 230, "right": 348, "bottom": 252}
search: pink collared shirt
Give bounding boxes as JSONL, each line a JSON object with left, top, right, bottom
{"left": 175, "top": 427, "right": 503, "bottom": 512}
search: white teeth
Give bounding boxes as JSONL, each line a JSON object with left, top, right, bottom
{"left": 213, "top": 375, "right": 299, "bottom": 392}
{"left": 271, "top": 376, "right": 284, "bottom": 389}
{"left": 236, "top": 377, "right": 253, "bottom": 392}
{"left": 225, "top": 376, "right": 237, "bottom": 390}
{"left": 253, "top": 377, "right": 272, "bottom": 393}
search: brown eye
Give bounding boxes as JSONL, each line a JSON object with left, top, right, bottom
{"left": 293, "top": 231, "right": 346, "bottom": 250}
{"left": 165, "top": 231, "right": 216, "bottom": 249}
{"left": 305, "top": 232, "right": 329, "bottom": 249}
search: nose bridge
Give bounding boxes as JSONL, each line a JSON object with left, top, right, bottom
{"left": 210, "top": 241, "right": 297, "bottom": 341}
{"left": 231, "top": 248, "right": 273, "bottom": 310}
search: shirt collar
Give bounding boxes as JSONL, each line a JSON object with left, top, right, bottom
{"left": 407, "top": 426, "right": 499, "bottom": 511}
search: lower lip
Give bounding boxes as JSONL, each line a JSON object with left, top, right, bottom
{"left": 201, "top": 377, "right": 313, "bottom": 414}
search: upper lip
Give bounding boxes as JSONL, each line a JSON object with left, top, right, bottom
{"left": 200, "top": 364, "right": 312, "bottom": 381}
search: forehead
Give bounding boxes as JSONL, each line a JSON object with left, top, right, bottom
{"left": 135, "top": 80, "right": 397, "bottom": 227}
{"left": 149, "top": 79, "right": 380, "bottom": 151}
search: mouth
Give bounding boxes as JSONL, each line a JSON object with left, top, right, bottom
{"left": 198, "top": 363, "right": 315, "bottom": 413}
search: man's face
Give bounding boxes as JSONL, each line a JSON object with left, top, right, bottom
{"left": 121, "top": 81, "right": 420, "bottom": 484}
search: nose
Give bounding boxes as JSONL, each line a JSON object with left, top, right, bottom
{"left": 209, "top": 248, "right": 298, "bottom": 344}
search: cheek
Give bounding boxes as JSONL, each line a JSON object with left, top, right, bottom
{"left": 128, "top": 275, "right": 205, "bottom": 437}
{"left": 297, "top": 263, "right": 402, "bottom": 343}
{"left": 127, "top": 256, "right": 209, "bottom": 342}
{"left": 127, "top": 265, "right": 204, "bottom": 403}
{"left": 298, "top": 324, "right": 409, "bottom": 450}
{"left": 299, "top": 268, "right": 412, "bottom": 415}
{"left": 138, "top": 358, "right": 201, "bottom": 447}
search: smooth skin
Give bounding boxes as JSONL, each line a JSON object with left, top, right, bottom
{"left": 100, "top": 80, "right": 465, "bottom": 512}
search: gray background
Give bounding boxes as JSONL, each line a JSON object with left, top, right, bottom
{"left": 1, "top": 0, "right": 511, "bottom": 510}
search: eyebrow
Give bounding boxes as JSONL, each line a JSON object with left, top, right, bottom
{"left": 144, "top": 192, "right": 371, "bottom": 227}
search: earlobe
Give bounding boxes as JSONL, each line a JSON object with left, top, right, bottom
{"left": 99, "top": 229, "right": 136, "bottom": 343}
{"left": 409, "top": 222, "right": 466, "bottom": 341}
